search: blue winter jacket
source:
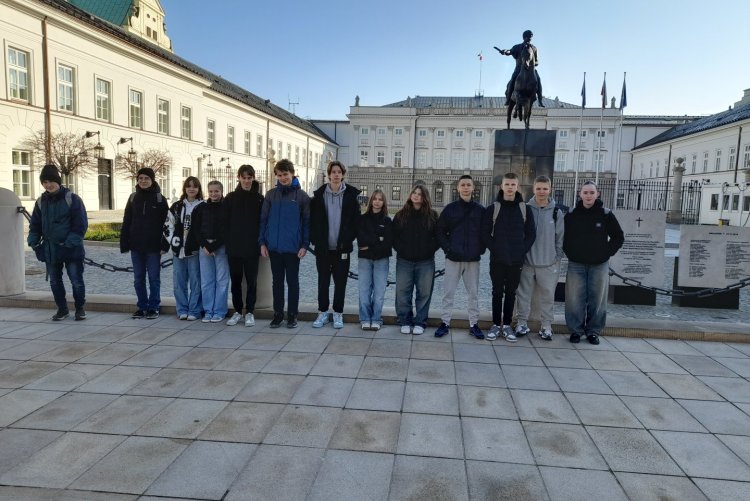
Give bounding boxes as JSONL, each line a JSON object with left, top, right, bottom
{"left": 259, "top": 177, "right": 311, "bottom": 253}
{"left": 436, "top": 198, "right": 486, "bottom": 262}
{"left": 28, "top": 186, "right": 87, "bottom": 264}
{"left": 481, "top": 191, "right": 536, "bottom": 265}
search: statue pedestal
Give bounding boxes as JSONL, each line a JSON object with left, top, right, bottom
{"left": 671, "top": 258, "right": 739, "bottom": 309}
{"left": 0, "top": 189, "right": 25, "bottom": 296}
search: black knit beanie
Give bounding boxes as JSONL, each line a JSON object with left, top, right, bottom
{"left": 39, "top": 164, "right": 62, "bottom": 185}
{"left": 136, "top": 167, "right": 156, "bottom": 181}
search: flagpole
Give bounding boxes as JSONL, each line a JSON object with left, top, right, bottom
{"left": 573, "top": 72, "right": 585, "bottom": 204}
{"left": 614, "top": 71, "right": 626, "bottom": 209}
{"left": 597, "top": 72, "right": 606, "bottom": 185}
{"left": 476, "top": 52, "right": 484, "bottom": 97}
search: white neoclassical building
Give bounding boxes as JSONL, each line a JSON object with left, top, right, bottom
{"left": 1, "top": 0, "right": 336, "bottom": 211}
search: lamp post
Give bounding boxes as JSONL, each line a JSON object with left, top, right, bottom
{"left": 84, "top": 130, "right": 105, "bottom": 159}
{"left": 220, "top": 157, "right": 232, "bottom": 186}
{"left": 118, "top": 137, "right": 137, "bottom": 165}
{"left": 667, "top": 157, "right": 686, "bottom": 224}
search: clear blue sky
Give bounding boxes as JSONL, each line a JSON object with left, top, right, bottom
{"left": 161, "top": 0, "right": 750, "bottom": 120}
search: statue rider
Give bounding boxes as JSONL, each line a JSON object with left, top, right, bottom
{"left": 495, "top": 30, "right": 544, "bottom": 107}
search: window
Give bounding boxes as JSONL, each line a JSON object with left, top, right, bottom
{"left": 392, "top": 186, "right": 401, "bottom": 201}
{"left": 594, "top": 152, "right": 605, "bottom": 171}
{"left": 302, "top": 148, "right": 307, "bottom": 166}
{"left": 556, "top": 152, "right": 567, "bottom": 170}
{"left": 417, "top": 151, "right": 427, "bottom": 168}
{"left": 394, "top": 128, "right": 403, "bottom": 136}
{"left": 157, "top": 98, "right": 169, "bottom": 134}
{"left": 207, "top": 120, "right": 215, "bottom": 148}
{"left": 277, "top": 141, "right": 282, "bottom": 160}
{"left": 95, "top": 78, "right": 111, "bottom": 121}
{"left": 436, "top": 130, "right": 446, "bottom": 138}
{"left": 360, "top": 127, "right": 369, "bottom": 135}
{"left": 57, "top": 64, "right": 74, "bottom": 112}
{"left": 471, "top": 151, "right": 483, "bottom": 169}
{"left": 710, "top": 194, "right": 719, "bottom": 210}
{"left": 244, "top": 131, "right": 251, "bottom": 155}
{"left": 435, "top": 151, "right": 445, "bottom": 168}
{"left": 359, "top": 186, "right": 368, "bottom": 198}
{"left": 578, "top": 153, "right": 586, "bottom": 171}
{"left": 596, "top": 130, "right": 607, "bottom": 138}
{"left": 715, "top": 150, "right": 722, "bottom": 171}
{"left": 394, "top": 151, "right": 402, "bottom": 168}
{"left": 295, "top": 146, "right": 300, "bottom": 165}
{"left": 377, "top": 127, "right": 385, "bottom": 135}
{"left": 7, "top": 47, "right": 29, "bottom": 101}
{"left": 722, "top": 194, "right": 730, "bottom": 210}
{"left": 474, "top": 130, "right": 484, "bottom": 138}
{"left": 129, "top": 89, "right": 142, "bottom": 128}
{"left": 744, "top": 145, "right": 750, "bottom": 170}
{"left": 256, "top": 135, "right": 263, "bottom": 157}
{"left": 180, "top": 106, "right": 191, "bottom": 139}
{"left": 729, "top": 147, "right": 736, "bottom": 170}
{"left": 418, "top": 129, "right": 427, "bottom": 138}
{"left": 702, "top": 152, "right": 709, "bottom": 172}
{"left": 12, "top": 150, "right": 32, "bottom": 197}
{"left": 580, "top": 130, "right": 588, "bottom": 137}
{"left": 359, "top": 149, "right": 368, "bottom": 167}
{"left": 452, "top": 152, "right": 464, "bottom": 169}
{"left": 744, "top": 196, "right": 750, "bottom": 212}
{"left": 732, "top": 194, "right": 739, "bottom": 211}
{"left": 227, "top": 126, "right": 235, "bottom": 152}
{"left": 455, "top": 130, "right": 464, "bottom": 138}
{"left": 434, "top": 182, "right": 444, "bottom": 203}
{"left": 691, "top": 153, "right": 697, "bottom": 174}
{"left": 376, "top": 151, "right": 385, "bottom": 165}
{"left": 314, "top": 152, "right": 319, "bottom": 168}
{"left": 287, "top": 144, "right": 292, "bottom": 160}
{"left": 559, "top": 130, "right": 569, "bottom": 138}
{"left": 182, "top": 167, "right": 191, "bottom": 179}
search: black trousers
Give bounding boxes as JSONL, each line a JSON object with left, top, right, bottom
{"left": 269, "top": 251, "right": 300, "bottom": 315}
{"left": 228, "top": 255, "right": 259, "bottom": 314}
{"left": 315, "top": 252, "right": 350, "bottom": 313}
{"left": 489, "top": 261, "right": 523, "bottom": 326}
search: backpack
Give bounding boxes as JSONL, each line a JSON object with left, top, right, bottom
{"left": 128, "top": 192, "right": 163, "bottom": 204}
{"left": 36, "top": 190, "right": 73, "bottom": 210}
{"left": 491, "top": 201, "right": 526, "bottom": 238}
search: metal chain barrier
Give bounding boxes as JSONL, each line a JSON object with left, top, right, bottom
{"left": 18, "top": 206, "right": 748, "bottom": 296}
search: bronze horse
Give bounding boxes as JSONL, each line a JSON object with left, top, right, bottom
{"left": 506, "top": 44, "right": 538, "bottom": 129}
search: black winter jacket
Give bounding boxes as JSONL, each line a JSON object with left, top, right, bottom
{"left": 164, "top": 199, "right": 203, "bottom": 257}
{"left": 223, "top": 181, "right": 264, "bottom": 258}
{"left": 309, "top": 183, "right": 361, "bottom": 256}
{"left": 193, "top": 198, "right": 224, "bottom": 253}
{"left": 392, "top": 209, "right": 440, "bottom": 262}
{"left": 481, "top": 191, "right": 536, "bottom": 265}
{"left": 563, "top": 199, "right": 624, "bottom": 264}
{"left": 120, "top": 182, "right": 169, "bottom": 253}
{"left": 436, "top": 198, "right": 486, "bottom": 262}
{"left": 28, "top": 187, "right": 87, "bottom": 264}
{"left": 357, "top": 211, "right": 393, "bottom": 260}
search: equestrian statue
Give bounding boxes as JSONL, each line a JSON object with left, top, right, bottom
{"left": 495, "top": 29, "right": 544, "bottom": 129}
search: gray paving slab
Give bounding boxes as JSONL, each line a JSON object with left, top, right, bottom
{"left": 502, "top": 365, "right": 558, "bottom": 391}
{"left": 346, "top": 379, "right": 405, "bottom": 411}
{"left": 264, "top": 405, "right": 341, "bottom": 447}
{"left": 625, "top": 352, "right": 689, "bottom": 374}
{"left": 213, "top": 349, "right": 275, "bottom": 372}
{"left": 199, "top": 402, "right": 285, "bottom": 443}
{"left": 281, "top": 334, "right": 332, "bottom": 354}
{"left": 234, "top": 373, "right": 305, "bottom": 403}
{"left": 670, "top": 354, "right": 739, "bottom": 377}
{"left": 39, "top": 324, "right": 107, "bottom": 341}
{"left": 238, "top": 332, "right": 293, "bottom": 351}
{"left": 324, "top": 337, "right": 371, "bottom": 356}
{"left": 0, "top": 359, "right": 19, "bottom": 374}
{"left": 579, "top": 349, "right": 639, "bottom": 371}
{"left": 226, "top": 444, "right": 324, "bottom": 501}
{"left": 0, "top": 432, "right": 125, "bottom": 488}
{"left": 410, "top": 341, "right": 453, "bottom": 360}
{"left": 402, "top": 382, "right": 459, "bottom": 415}
{"left": 0, "top": 340, "right": 65, "bottom": 360}
{"left": 396, "top": 413, "right": 463, "bottom": 458}
{"left": 496, "top": 346, "right": 545, "bottom": 366}
{"left": 620, "top": 396, "right": 707, "bottom": 432}
{"left": 145, "top": 441, "right": 256, "bottom": 500}
{"left": 523, "top": 422, "right": 608, "bottom": 470}
{"left": 598, "top": 370, "right": 669, "bottom": 397}
{"left": 126, "top": 368, "right": 207, "bottom": 397}
{"left": 136, "top": 398, "right": 227, "bottom": 438}
{"left": 565, "top": 392, "right": 643, "bottom": 428}
{"left": 0, "top": 389, "right": 65, "bottom": 426}
{"left": 457, "top": 386, "right": 518, "bottom": 420}
{"left": 714, "top": 356, "right": 750, "bottom": 377}
{"left": 309, "top": 354, "right": 364, "bottom": 378}
{"left": 0, "top": 429, "right": 63, "bottom": 476}
{"left": 357, "top": 356, "right": 409, "bottom": 380}
{"left": 466, "top": 460, "right": 549, "bottom": 501}
{"left": 11, "top": 392, "right": 118, "bottom": 431}
{"left": 77, "top": 325, "right": 143, "bottom": 343}
{"left": 75, "top": 343, "right": 147, "bottom": 365}
{"left": 462, "top": 417, "right": 534, "bottom": 463}
{"left": 69, "top": 436, "right": 188, "bottom": 494}
{"left": 1, "top": 324, "right": 65, "bottom": 341}
{"left": 119, "top": 328, "right": 177, "bottom": 345}
{"left": 261, "top": 351, "right": 320, "bottom": 375}
{"left": 548, "top": 367, "right": 613, "bottom": 394}
{"left": 406, "top": 358, "right": 456, "bottom": 384}
{"left": 0, "top": 338, "right": 26, "bottom": 352}
{"left": 290, "top": 376, "right": 355, "bottom": 407}
{"left": 179, "top": 370, "right": 255, "bottom": 400}
{"left": 366, "top": 338, "right": 411, "bottom": 358}
{"left": 120, "top": 344, "right": 193, "bottom": 367}
{"left": 716, "top": 434, "right": 750, "bottom": 467}
{"left": 728, "top": 343, "right": 750, "bottom": 357}
{"left": 453, "top": 343, "right": 499, "bottom": 364}
{"left": 649, "top": 372, "right": 724, "bottom": 401}
{"left": 678, "top": 399, "right": 750, "bottom": 435}
{"left": 586, "top": 426, "right": 682, "bottom": 474}
{"left": 454, "top": 361, "right": 506, "bottom": 387}
{"left": 0, "top": 486, "right": 137, "bottom": 500}
{"left": 652, "top": 430, "right": 750, "bottom": 481}
{"left": 646, "top": 338, "right": 704, "bottom": 356}
{"left": 168, "top": 347, "right": 233, "bottom": 369}
{"left": 73, "top": 395, "right": 174, "bottom": 434}
{"left": 388, "top": 455, "right": 468, "bottom": 501}
{"left": 307, "top": 450, "right": 393, "bottom": 501}
{"left": 538, "top": 466, "right": 628, "bottom": 501}
{"left": 687, "top": 341, "right": 747, "bottom": 358}
{"left": 31, "top": 341, "right": 108, "bottom": 363}
{"left": 511, "top": 389, "right": 579, "bottom": 424}
{"left": 0, "top": 361, "right": 75, "bottom": 389}
{"left": 156, "top": 329, "right": 215, "bottom": 346}
{"left": 693, "top": 478, "right": 750, "bottom": 501}
{"left": 328, "top": 409, "right": 401, "bottom": 453}
{"left": 605, "top": 337, "right": 660, "bottom": 353}
{"left": 615, "top": 472, "right": 708, "bottom": 501}
{"left": 699, "top": 375, "right": 750, "bottom": 403}
{"left": 536, "top": 348, "right": 591, "bottom": 369}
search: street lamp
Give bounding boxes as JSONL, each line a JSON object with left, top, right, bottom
{"left": 118, "top": 137, "right": 137, "bottom": 164}
{"left": 84, "top": 130, "right": 105, "bottom": 159}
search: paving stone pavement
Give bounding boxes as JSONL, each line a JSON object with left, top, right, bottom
{"left": 1, "top": 307, "right": 750, "bottom": 500}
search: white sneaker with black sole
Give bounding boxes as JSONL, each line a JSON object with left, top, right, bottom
{"left": 226, "top": 312, "right": 242, "bottom": 326}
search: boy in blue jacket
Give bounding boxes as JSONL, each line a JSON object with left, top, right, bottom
{"left": 259, "top": 159, "right": 311, "bottom": 328}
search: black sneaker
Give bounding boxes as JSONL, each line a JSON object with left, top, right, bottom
{"left": 132, "top": 309, "right": 145, "bottom": 319}
{"left": 434, "top": 322, "right": 450, "bottom": 338}
{"left": 586, "top": 334, "right": 600, "bottom": 345}
{"left": 74, "top": 309, "right": 87, "bottom": 321}
{"left": 145, "top": 309, "right": 159, "bottom": 320}
{"left": 570, "top": 333, "right": 581, "bottom": 344}
{"left": 270, "top": 312, "right": 284, "bottom": 328}
{"left": 286, "top": 314, "right": 298, "bottom": 329}
{"left": 51, "top": 309, "right": 69, "bottom": 321}
{"left": 469, "top": 324, "right": 485, "bottom": 340}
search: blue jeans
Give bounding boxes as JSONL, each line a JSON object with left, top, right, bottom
{"left": 395, "top": 257, "right": 435, "bottom": 327}
{"left": 131, "top": 251, "right": 161, "bottom": 312}
{"left": 358, "top": 257, "right": 389, "bottom": 323}
{"left": 173, "top": 254, "right": 202, "bottom": 317}
{"left": 269, "top": 251, "right": 300, "bottom": 315}
{"left": 47, "top": 259, "right": 85, "bottom": 311}
{"left": 565, "top": 261, "right": 609, "bottom": 336}
{"left": 200, "top": 246, "right": 230, "bottom": 318}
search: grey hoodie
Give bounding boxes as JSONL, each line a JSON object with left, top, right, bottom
{"left": 524, "top": 197, "right": 564, "bottom": 267}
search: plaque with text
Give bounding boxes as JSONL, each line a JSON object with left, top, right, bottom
{"left": 677, "top": 225, "right": 750, "bottom": 288}
{"left": 609, "top": 211, "right": 665, "bottom": 287}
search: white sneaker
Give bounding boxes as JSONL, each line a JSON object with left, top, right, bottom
{"left": 502, "top": 325, "right": 518, "bottom": 343}
{"left": 178, "top": 314, "right": 188, "bottom": 320}
{"left": 244, "top": 313, "right": 255, "bottom": 327}
{"left": 226, "top": 312, "right": 242, "bottom": 326}
{"left": 361, "top": 321, "right": 371, "bottom": 330}
{"left": 201, "top": 316, "right": 211, "bottom": 323}
{"left": 515, "top": 324, "right": 530, "bottom": 336}
{"left": 187, "top": 315, "right": 198, "bottom": 321}
{"left": 412, "top": 325, "right": 425, "bottom": 335}
{"left": 539, "top": 327, "right": 553, "bottom": 340}
{"left": 371, "top": 321, "right": 382, "bottom": 331}
{"left": 333, "top": 313, "right": 344, "bottom": 329}
{"left": 313, "top": 311, "right": 330, "bottom": 328}
{"left": 400, "top": 325, "right": 411, "bottom": 334}
{"left": 486, "top": 325, "right": 500, "bottom": 341}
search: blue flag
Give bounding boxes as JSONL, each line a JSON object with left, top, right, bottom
{"left": 619, "top": 74, "right": 627, "bottom": 110}
{"left": 581, "top": 74, "right": 586, "bottom": 108}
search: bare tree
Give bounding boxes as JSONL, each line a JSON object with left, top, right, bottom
{"left": 115, "top": 149, "right": 173, "bottom": 180}
{"left": 22, "top": 129, "right": 98, "bottom": 178}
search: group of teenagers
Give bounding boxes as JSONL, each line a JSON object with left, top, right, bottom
{"left": 28, "top": 157, "right": 624, "bottom": 345}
